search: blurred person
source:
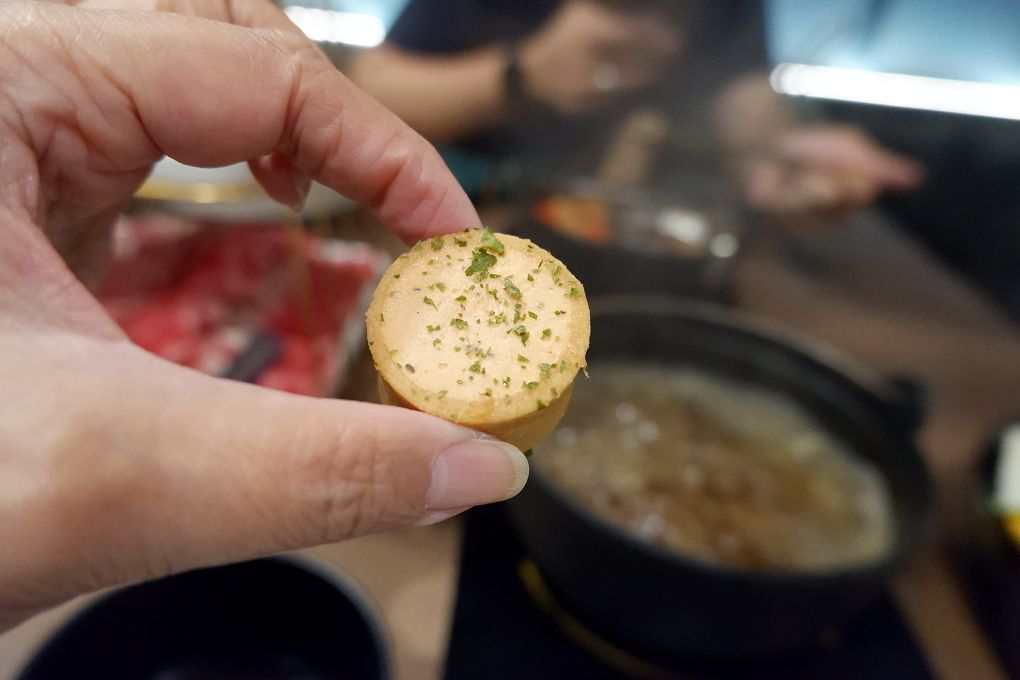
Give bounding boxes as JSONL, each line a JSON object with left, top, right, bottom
{"left": 350, "top": 0, "right": 924, "bottom": 226}
{"left": 0, "top": 0, "right": 527, "bottom": 632}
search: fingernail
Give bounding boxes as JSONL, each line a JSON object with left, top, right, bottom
{"left": 426, "top": 438, "right": 529, "bottom": 510}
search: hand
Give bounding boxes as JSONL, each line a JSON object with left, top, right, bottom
{"left": 0, "top": 0, "right": 528, "bottom": 631}
{"left": 518, "top": 0, "right": 682, "bottom": 115}
{"left": 742, "top": 125, "right": 924, "bottom": 227}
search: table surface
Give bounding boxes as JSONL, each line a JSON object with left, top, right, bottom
{"left": 3, "top": 211, "right": 1019, "bottom": 680}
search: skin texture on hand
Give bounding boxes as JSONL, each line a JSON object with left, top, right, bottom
{"left": 0, "top": 0, "right": 528, "bottom": 632}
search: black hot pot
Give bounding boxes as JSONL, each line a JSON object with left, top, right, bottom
{"left": 506, "top": 298, "right": 933, "bottom": 662}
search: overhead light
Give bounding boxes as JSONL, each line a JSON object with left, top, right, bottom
{"left": 770, "top": 63, "right": 1020, "bottom": 121}
{"left": 284, "top": 6, "right": 385, "bottom": 48}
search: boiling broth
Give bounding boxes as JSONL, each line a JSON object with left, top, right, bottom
{"left": 536, "top": 364, "right": 894, "bottom": 572}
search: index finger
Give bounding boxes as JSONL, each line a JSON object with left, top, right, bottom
{"left": 39, "top": 4, "right": 480, "bottom": 242}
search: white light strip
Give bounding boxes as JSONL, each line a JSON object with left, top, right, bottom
{"left": 284, "top": 7, "right": 385, "bottom": 48}
{"left": 770, "top": 63, "right": 1020, "bottom": 121}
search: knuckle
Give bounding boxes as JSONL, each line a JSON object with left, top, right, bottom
{"left": 296, "top": 415, "right": 390, "bottom": 542}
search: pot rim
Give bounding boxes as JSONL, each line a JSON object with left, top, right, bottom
{"left": 527, "top": 295, "right": 934, "bottom": 586}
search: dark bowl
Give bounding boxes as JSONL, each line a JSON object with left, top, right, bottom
{"left": 515, "top": 177, "right": 745, "bottom": 303}
{"left": 19, "top": 556, "right": 390, "bottom": 680}
{"left": 506, "top": 298, "right": 933, "bottom": 661}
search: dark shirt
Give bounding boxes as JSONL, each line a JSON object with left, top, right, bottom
{"left": 386, "top": 0, "right": 767, "bottom": 178}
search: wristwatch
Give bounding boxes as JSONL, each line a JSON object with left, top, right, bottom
{"left": 502, "top": 44, "right": 544, "bottom": 115}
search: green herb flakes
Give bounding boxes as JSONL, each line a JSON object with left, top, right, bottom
{"left": 503, "top": 277, "right": 522, "bottom": 298}
{"left": 469, "top": 362, "right": 482, "bottom": 373}
{"left": 434, "top": 281, "right": 447, "bottom": 292}
{"left": 454, "top": 237, "right": 467, "bottom": 247}
{"left": 465, "top": 248, "right": 496, "bottom": 277}
{"left": 517, "top": 354, "right": 529, "bottom": 363}
{"left": 537, "top": 399, "right": 547, "bottom": 410}
{"left": 438, "top": 389, "right": 448, "bottom": 399}
{"left": 542, "top": 328, "right": 552, "bottom": 338}
{"left": 568, "top": 287, "right": 582, "bottom": 298}
{"left": 430, "top": 236, "right": 444, "bottom": 251}
{"left": 455, "top": 295, "right": 467, "bottom": 303}
{"left": 539, "top": 363, "right": 551, "bottom": 377}
{"left": 509, "top": 325, "right": 529, "bottom": 345}
{"left": 481, "top": 228, "right": 505, "bottom": 255}
{"left": 426, "top": 324, "right": 440, "bottom": 333}
{"left": 528, "top": 311, "right": 538, "bottom": 320}
{"left": 451, "top": 318, "right": 468, "bottom": 329}
{"left": 524, "top": 381, "right": 539, "bottom": 390}
{"left": 423, "top": 296, "right": 437, "bottom": 309}
{"left": 432, "top": 338, "right": 441, "bottom": 348}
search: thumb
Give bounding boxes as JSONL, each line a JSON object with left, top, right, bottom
{"left": 3, "top": 342, "right": 527, "bottom": 623}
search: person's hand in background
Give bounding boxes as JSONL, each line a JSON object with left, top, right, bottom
{"left": 349, "top": 0, "right": 682, "bottom": 143}
{"left": 0, "top": 0, "right": 527, "bottom": 632}
{"left": 742, "top": 125, "right": 924, "bottom": 227}
{"left": 713, "top": 75, "right": 923, "bottom": 227}
{"left": 518, "top": 0, "right": 683, "bottom": 115}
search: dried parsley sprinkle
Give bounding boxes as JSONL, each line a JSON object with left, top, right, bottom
{"left": 455, "top": 295, "right": 467, "bottom": 303}
{"left": 426, "top": 324, "right": 440, "bottom": 333}
{"left": 501, "top": 376, "right": 511, "bottom": 387}
{"left": 451, "top": 318, "right": 468, "bottom": 329}
{"left": 481, "top": 228, "right": 505, "bottom": 255}
{"left": 524, "top": 381, "right": 539, "bottom": 390}
{"left": 434, "top": 281, "right": 447, "bottom": 292}
{"left": 454, "top": 237, "right": 467, "bottom": 247}
{"left": 503, "top": 277, "right": 521, "bottom": 298}
{"left": 379, "top": 313, "right": 384, "bottom": 322}
{"left": 554, "top": 310, "right": 566, "bottom": 316}
{"left": 509, "top": 325, "right": 529, "bottom": 345}
{"left": 527, "top": 274, "right": 534, "bottom": 282}
{"left": 537, "top": 399, "right": 547, "bottom": 410}
{"left": 393, "top": 274, "right": 400, "bottom": 279}
{"left": 569, "top": 287, "right": 582, "bottom": 298}
{"left": 489, "top": 273, "right": 500, "bottom": 279}
{"left": 528, "top": 311, "right": 538, "bottom": 320}
{"left": 539, "top": 363, "right": 551, "bottom": 378}
{"left": 438, "top": 390, "right": 448, "bottom": 399}
{"left": 483, "top": 388, "right": 493, "bottom": 397}
{"left": 465, "top": 248, "right": 496, "bottom": 277}
{"left": 542, "top": 328, "right": 552, "bottom": 338}
{"left": 431, "top": 236, "right": 444, "bottom": 250}
{"left": 559, "top": 360, "right": 567, "bottom": 371}
{"left": 423, "top": 296, "right": 437, "bottom": 309}
{"left": 469, "top": 362, "right": 482, "bottom": 373}
{"left": 432, "top": 338, "right": 441, "bottom": 348}
{"left": 412, "top": 241, "right": 424, "bottom": 251}
{"left": 517, "top": 354, "right": 529, "bottom": 363}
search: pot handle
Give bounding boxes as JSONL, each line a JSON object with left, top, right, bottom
{"left": 880, "top": 374, "right": 927, "bottom": 436}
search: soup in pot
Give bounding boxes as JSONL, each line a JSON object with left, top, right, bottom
{"left": 536, "top": 364, "right": 895, "bottom": 572}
